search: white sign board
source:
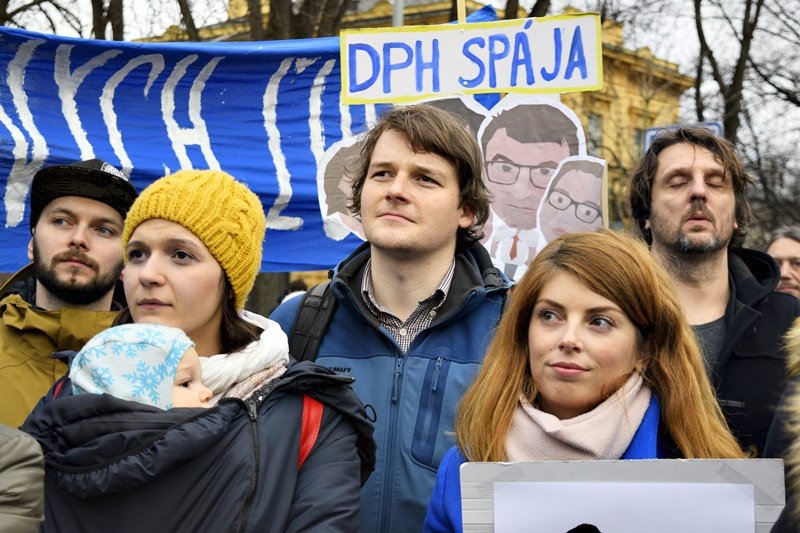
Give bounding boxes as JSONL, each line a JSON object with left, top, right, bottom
{"left": 461, "top": 459, "right": 784, "bottom": 533}
{"left": 340, "top": 13, "right": 602, "bottom": 104}
{"left": 495, "top": 481, "right": 753, "bottom": 532}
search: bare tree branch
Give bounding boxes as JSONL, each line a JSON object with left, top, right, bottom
{"left": 528, "top": 0, "right": 550, "bottom": 18}
{"left": 177, "top": 0, "right": 200, "bottom": 41}
{"left": 249, "top": 0, "right": 267, "bottom": 40}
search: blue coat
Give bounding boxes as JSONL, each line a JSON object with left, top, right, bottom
{"left": 271, "top": 242, "right": 510, "bottom": 533}
{"left": 423, "top": 395, "right": 669, "bottom": 533}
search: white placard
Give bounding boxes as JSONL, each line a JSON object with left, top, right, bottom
{"left": 494, "top": 481, "right": 754, "bottom": 532}
{"left": 340, "top": 13, "right": 602, "bottom": 104}
{"left": 460, "top": 459, "right": 784, "bottom": 533}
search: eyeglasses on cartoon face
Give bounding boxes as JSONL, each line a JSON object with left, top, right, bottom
{"left": 547, "top": 189, "right": 601, "bottom": 223}
{"left": 484, "top": 160, "right": 556, "bottom": 189}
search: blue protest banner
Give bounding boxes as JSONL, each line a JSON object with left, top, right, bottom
{"left": 0, "top": 7, "right": 497, "bottom": 273}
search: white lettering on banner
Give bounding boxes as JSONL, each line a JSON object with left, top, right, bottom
{"left": 263, "top": 58, "right": 307, "bottom": 231}
{"left": 310, "top": 59, "right": 337, "bottom": 169}
{"left": 102, "top": 54, "right": 165, "bottom": 174}
{"left": 55, "top": 45, "right": 122, "bottom": 161}
{"left": 2, "top": 39, "right": 48, "bottom": 227}
{"left": 364, "top": 104, "right": 376, "bottom": 127}
{"left": 162, "top": 54, "right": 223, "bottom": 170}
{"left": 341, "top": 13, "right": 601, "bottom": 104}
{"left": 339, "top": 103, "right": 352, "bottom": 138}
{"left": 0, "top": 35, "right": 387, "bottom": 236}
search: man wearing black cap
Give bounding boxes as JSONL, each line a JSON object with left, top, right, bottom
{"left": 0, "top": 159, "right": 137, "bottom": 427}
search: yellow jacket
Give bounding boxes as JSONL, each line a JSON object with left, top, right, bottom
{"left": 0, "top": 269, "right": 119, "bottom": 428}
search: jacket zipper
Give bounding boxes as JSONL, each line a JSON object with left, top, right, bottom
{"left": 236, "top": 400, "right": 260, "bottom": 533}
{"left": 431, "top": 356, "right": 442, "bottom": 392}
{"left": 391, "top": 357, "right": 404, "bottom": 403}
{"left": 381, "top": 354, "right": 404, "bottom": 531}
{"left": 230, "top": 371, "right": 354, "bottom": 532}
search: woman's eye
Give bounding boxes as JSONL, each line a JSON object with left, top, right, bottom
{"left": 127, "top": 250, "right": 146, "bottom": 261}
{"left": 537, "top": 309, "right": 559, "bottom": 322}
{"left": 590, "top": 316, "right": 614, "bottom": 329}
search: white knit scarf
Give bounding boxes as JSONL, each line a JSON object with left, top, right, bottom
{"left": 200, "top": 310, "right": 291, "bottom": 404}
{"left": 505, "top": 373, "right": 652, "bottom": 461}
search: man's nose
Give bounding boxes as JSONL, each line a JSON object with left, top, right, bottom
{"left": 688, "top": 175, "right": 709, "bottom": 201}
{"left": 780, "top": 260, "right": 795, "bottom": 280}
{"left": 386, "top": 174, "right": 410, "bottom": 201}
{"left": 69, "top": 225, "right": 91, "bottom": 250}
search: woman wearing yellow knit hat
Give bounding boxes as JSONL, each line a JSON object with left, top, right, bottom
{"left": 22, "top": 170, "right": 375, "bottom": 532}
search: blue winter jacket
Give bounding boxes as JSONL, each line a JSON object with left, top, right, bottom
{"left": 271, "top": 241, "right": 510, "bottom": 533}
{"left": 423, "top": 395, "right": 671, "bottom": 533}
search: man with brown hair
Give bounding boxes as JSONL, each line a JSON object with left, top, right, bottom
{"left": 628, "top": 127, "right": 799, "bottom": 454}
{"left": 272, "top": 104, "right": 510, "bottom": 532}
{"left": 0, "top": 159, "right": 137, "bottom": 428}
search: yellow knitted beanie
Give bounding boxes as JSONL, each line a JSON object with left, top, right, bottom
{"left": 122, "top": 170, "right": 266, "bottom": 311}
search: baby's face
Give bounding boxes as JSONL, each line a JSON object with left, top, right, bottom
{"left": 172, "top": 346, "right": 212, "bottom": 408}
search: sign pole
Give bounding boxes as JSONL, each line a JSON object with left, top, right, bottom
{"left": 393, "top": 0, "right": 404, "bottom": 27}
{"left": 457, "top": 0, "right": 466, "bottom": 24}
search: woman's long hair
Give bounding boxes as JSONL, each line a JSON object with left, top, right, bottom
{"left": 456, "top": 230, "right": 745, "bottom": 461}
{"left": 113, "top": 276, "right": 261, "bottom": 354}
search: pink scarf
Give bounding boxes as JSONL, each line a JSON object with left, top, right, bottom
{"left": 505, "top": 374, "right": 652, "bottom": 461}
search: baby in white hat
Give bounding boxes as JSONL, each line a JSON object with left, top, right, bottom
{"left": 70, "top": 323, "right": 212, "bottom": 409}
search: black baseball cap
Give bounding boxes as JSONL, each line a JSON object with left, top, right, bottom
{"left": 29, "top": 159, "right": 138, "bottom": 232}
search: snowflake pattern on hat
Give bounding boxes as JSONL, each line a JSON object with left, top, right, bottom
{"left": 70, "top": 323, "right": 195, "bottom": 410}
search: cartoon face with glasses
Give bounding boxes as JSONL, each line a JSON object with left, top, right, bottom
{"left": 483, "top": 128, "right": 572, "bottom": 230}
{"left": 538, "top": 159, "right": 605, "bottom": 243}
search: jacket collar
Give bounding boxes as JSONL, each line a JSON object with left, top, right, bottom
{"left": 329, "top": 241, "right": 510, "bottom": 323}
{"left": 728, "top": 247, "right": 780, "bottom": 307}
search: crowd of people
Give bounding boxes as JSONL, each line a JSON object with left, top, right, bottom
{"left": 1, "top": 103, "right": 799, "bottom": 532}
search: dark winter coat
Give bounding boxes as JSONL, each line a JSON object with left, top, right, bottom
{"left": 715, "top": 248, "right": 800, "bottom": 454}
{"left": 21, "top": 361, "right": 376, "bottom": 533}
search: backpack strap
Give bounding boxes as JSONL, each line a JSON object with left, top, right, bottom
{"left": 52, "top": 374, "right": 71, "bottom": 400}
{"left": 288, "top": 281, "right": 336, "bottom": 362}
{"left": 298, "top": 395, "right": 324, "bottom": 470}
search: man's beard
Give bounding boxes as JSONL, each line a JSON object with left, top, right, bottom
{"left": 32, "top": 241, "right": 122, "bottom": 306}
{"left": 673, "top": 232, "right": 724, "bottom": 254}
{"left": 657, "top": 200, "right": 730, "bottom": 256}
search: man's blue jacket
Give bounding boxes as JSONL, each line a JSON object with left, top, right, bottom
{"left": 271, "top": 241, "right": 510, "bottom": 533}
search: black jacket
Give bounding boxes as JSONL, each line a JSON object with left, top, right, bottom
{"left": 21, "top": 361, "right": 376, "bottom": 533}
{"left": 714, "top": 248, "right": 800, "bottom": 455}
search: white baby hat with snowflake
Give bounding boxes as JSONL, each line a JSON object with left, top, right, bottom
{"left": 70, "top": 323, "right": 194, "bottom": 409}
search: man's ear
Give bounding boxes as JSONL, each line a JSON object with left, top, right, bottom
{"left": 459, "top": 203, "right": 475, "bottom": 229}
{"left": 27, "top": 235, "right": 34, "bottom": 262}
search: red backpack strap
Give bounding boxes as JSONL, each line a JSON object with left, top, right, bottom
{"left": 298, "top": 395, "right": 324, "bottom": 470}
{"left": 52, "top": 376, "right": 68, "bottom": 399}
